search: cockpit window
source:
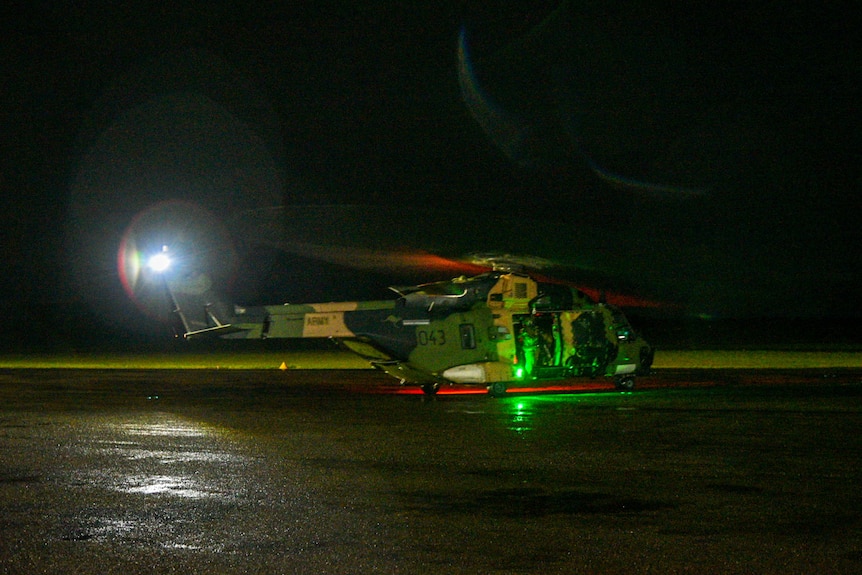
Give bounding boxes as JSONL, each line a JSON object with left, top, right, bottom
{"left": 533, "top": 283, "right": 575, "bottom": 311}
{"left": 609, "top": 306, "right": 637, "bottom": 342}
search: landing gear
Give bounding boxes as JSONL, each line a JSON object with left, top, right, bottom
{"left": 614, "top": 376, "right": 635, "bottom": 391}
{"left": 421, "top": 382, "right": 441, "bottom": 396}
{"left": 488, "top": 381, "right": 508, "bottom": 397}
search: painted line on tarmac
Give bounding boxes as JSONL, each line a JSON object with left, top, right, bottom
{"left": 654, "top": 350, "right": 862, "bottom": 369}
{"left": 0, "top": 350, "right": 859, "bottom": 370}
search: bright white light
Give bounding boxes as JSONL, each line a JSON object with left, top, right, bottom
{"left": 147, "top": 250, "right": 171, "bottom": 273}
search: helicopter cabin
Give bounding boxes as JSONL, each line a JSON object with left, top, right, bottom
{"left": 475, "top": 273, "right": 638, "bottom": 384}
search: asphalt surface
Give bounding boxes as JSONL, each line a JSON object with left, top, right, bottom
{"left": 2, "top": 368, "right": 862, "bottom": 574}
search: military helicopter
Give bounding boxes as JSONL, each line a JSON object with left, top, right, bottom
{"left": 150, "top": 247, "right": 653, "bottom": 396}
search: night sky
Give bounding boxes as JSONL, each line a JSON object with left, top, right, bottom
{"left": 2, "top": 1, "right": 861, "bottom": 347}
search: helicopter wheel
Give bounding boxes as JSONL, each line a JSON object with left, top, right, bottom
{"left": 488, "top": 382, "right": 508, "bottom": 397}
{"left": 421, "top": 383, "right": 441, "bottom": 396}
{"left": 614, "top": 377, "right": 635, "bottom": 391}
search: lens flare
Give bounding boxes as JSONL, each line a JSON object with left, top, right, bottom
{"left": 117, "top": 200, "right": 236, "bottom": 321}
{"left": 147, "top": 250, "right": 171, "bottom": 273}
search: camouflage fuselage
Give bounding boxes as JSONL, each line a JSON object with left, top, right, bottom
{"left": 217, "top": 272, "right": 652, "bottom": 388}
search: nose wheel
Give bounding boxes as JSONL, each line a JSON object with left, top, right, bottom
{"left": 614, "top": 376, "right": 635, "bottom": 391}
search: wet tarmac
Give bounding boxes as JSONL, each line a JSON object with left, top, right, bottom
{"left": 1, "top": 368, "right": 861, "bottom": 574}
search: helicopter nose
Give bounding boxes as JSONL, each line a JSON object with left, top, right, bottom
{"left": 638, "top": 346, "right": 654, "bottom": 375}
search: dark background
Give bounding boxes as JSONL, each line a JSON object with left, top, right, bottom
{"left": 2, "top": 1, "right": 860, "bottom": 349}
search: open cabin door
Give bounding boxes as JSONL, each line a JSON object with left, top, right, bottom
{"left": 512, "top": 309, "right": 615, "bottom": 380}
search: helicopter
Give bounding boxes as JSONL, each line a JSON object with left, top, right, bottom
{"left": 152, "top": 247, "right": 653, "bottom": 396}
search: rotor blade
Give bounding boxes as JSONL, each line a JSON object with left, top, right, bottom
{"left": 255, "top": 238, "right": 488, "bottom": 276}
{"left": 230, "top": 205, "right": 677, "bottom": 310}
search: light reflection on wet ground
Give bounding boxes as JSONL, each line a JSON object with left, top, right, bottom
{"left": 82, "top": 414, "right": 245, "bottom": 500}
{"left": 45, "top": 413, "right": 252, "bottom": 555}
{"left": 1, "top": 368, "right": 861, "bottom": 573}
